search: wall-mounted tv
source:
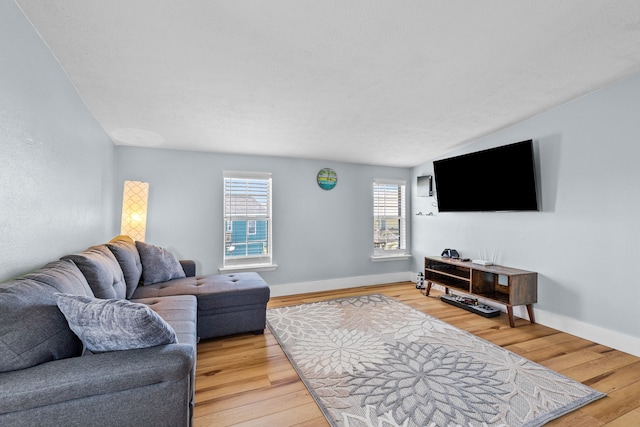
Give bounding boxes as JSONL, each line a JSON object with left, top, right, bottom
{"left": 433, "top": 139, "right": 539, "bottom": 212}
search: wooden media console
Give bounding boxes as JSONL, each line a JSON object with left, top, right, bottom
{"left": 424, "top": 256, "right": 537, "bottom": 327}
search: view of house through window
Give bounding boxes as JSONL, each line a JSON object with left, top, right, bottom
{"left": 373, "top": 179, "right": 406, "bottom": 256}
{"left": 223, "top": 172, "right": 272, "bottom": 268}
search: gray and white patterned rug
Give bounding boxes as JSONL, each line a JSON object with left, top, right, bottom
{"left": 266, "top": 294, "right": 604, "bottom": 427}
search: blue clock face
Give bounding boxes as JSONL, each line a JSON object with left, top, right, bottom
{"left": 317, "top": 168, "right": 337, "bottom": 190}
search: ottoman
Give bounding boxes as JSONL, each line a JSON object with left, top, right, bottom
{"left": 193, "top": 272, "right": 270, "bottom": 339}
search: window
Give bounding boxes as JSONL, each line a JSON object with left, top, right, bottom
{"left": 247, "top": 220, "right": 257, "bottom": 235}
{"left": 373, "top": 179, "right": 407, "bottom": 257}
{"left": 223, "top": 171, "right": 273, "bottom": 269}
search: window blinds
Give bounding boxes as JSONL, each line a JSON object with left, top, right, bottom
{"left": 223, "top": 171, "right": 272, "bottom": 267}
{"left": 373, "top": 179, "right": 406, "bottom": 254}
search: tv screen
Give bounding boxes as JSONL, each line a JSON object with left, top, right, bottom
{"left": 433, "top": 140, "right": 539, "bottom": 212}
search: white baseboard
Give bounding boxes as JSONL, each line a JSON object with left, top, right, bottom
{"left": 533, "top": 309, "right": 640, "bottom": 358}
{"left": 271, "top": 274, "right": 640, "bottom": 358}
{"left": 410, "top": 282, "right": 640, "bottom": 358}
{"left": 269, "top": 271, "right": 413, "bottom": 298}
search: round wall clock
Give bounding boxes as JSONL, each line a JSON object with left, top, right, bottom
{"left": 317, "top": 168, "right": 337, "bottom": 190}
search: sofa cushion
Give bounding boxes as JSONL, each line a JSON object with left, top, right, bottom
{"left": 0, "top": 260, "right": 93, "bottom": 373}
{"left": 193, "top": 273, "right": 270, "bottom": 311}
{"left": 130, "top": 272, "right": 271, "bottom": 339}
{"left": 56, "top": 293, "right": 178, "bottom": 353}
{"left": 106, "top": 235, "right": 142, "bottom": 299}
{"left": 135, "top": 241, "right": 186, "bottom": 285}
{"left": 132, "top": 295, "right": 198, "bottom": 349}
{"left": 132, "top": 272, "right": 269, "bottom": 308}
{"left": 62, "top": 245, "right": 127, "bottom": 299}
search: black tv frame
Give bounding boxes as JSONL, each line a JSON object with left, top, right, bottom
{"left": 433, "top": 140, "right": 539, "bottom": 212}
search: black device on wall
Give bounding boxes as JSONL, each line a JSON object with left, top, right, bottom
{"left": 417, "top": 175, "right": 433, "bottom": 197}
{"left": 433, "top": 139, "right": 539, "bottom": 212}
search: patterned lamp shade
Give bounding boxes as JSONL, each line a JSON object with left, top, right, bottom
{"left": 120, "top": 181, "right": 149, "bottom": 242}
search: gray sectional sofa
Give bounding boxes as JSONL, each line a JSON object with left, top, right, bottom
{"left": 0, "top": 235, "right": 270, "bottom": 427}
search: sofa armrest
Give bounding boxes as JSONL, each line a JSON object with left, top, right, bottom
{"left": 179, "top": 260, "right": 196, "bottom": 277}
{"left": 0, "top": 344, "right": 194, "bottom": 415}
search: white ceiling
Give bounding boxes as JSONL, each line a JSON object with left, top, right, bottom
{"left": 16, "top": 1, "right": 640, "bottom": 167}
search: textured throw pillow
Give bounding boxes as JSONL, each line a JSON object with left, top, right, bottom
{"left": 0, "top": 260, "right": 92, "bottom": 373}
{"left": 135, "top": 241, "right": 186, "bottom": 285}
{"left": 61, "top": 245, "right": 127, "bottom": 299}
{"left": 55, "top": 293, "right": 177, "bottom": 353}
{"left": 106, "top": 235, "right": 142, "bottom": 299}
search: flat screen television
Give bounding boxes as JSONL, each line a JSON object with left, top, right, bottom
{"left": 433, "top": 139, "right": 539, "bottom": 212}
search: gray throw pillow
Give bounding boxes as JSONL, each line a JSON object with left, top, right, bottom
{"left": 0, "top": 260, "right": 92, "bottom": 373}
{"left": 106, "top": 235, "right": 142, "bottom": 299}
{"left": 55, "top": 293, "right": 177, "bottom": 353}
{"left": 61, "top": 245, "right": 127, "bottom": 299}
{"left": 135, "top": 241, "right": 186, "bottom": 285}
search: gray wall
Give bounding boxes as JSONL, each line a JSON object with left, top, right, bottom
{"left": 0, "top": 1, "right": 115, "bottom": 281}
{"left": 412, "top": 72, "right": 640, "bottom": 347}
{"left": 114, "top": 147, "right": 412, "bottom": 287}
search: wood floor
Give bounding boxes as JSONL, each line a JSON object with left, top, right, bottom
{"left": 193, "top": 282, "right": 640, "bottom": 426}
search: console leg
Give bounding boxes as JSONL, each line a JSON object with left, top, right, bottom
{"left": 424, "top": 281, "right": 433, "bottom": 296}
{"left": 506, "top": 306, "right": 515, "bottom": 328}
{"left": 526, "top": 304, "right": 536, "bottom": 324}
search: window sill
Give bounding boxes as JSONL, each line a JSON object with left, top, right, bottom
{"left": 370, "top": 254, "right": 412, "bottom": 262}
{"left": 219, "top": 263, "right": 278, "bottom": 273}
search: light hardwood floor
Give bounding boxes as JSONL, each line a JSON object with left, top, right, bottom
{"left": 193, "top": 282, "right": 640, "bottom": 426}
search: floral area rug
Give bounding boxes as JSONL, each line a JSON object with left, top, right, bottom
{"left": 266, "top": 294, "right": 604, "bottom": 427}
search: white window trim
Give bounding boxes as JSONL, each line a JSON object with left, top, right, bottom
{"left": 219, "top": 263, "right": 278, "bottom": 273}
{"left": 372, "top": 178, "right": 408, "bottom": 260}
{"left": 370, "top": 254, "right": 412, "bottom": 262}
{"left": 222, "top": 171, "right": 276, "bottom": 270}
